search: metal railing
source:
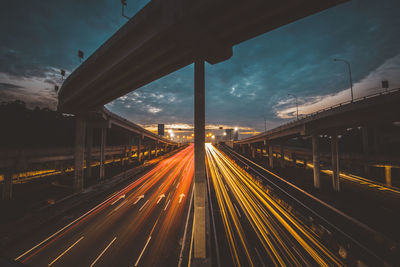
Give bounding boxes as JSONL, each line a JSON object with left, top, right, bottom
{"left": 238, "top": 87, "right": 400, "bottom": 142}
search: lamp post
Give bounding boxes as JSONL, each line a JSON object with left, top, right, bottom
{"left": 287, "top": 94, "right": 299, "bottom": 120}
{"left": 263, "top": 116, "right": 267, "bottom": 132}
{"left": 334, "top": 58, "right": 353, "bottom": 102}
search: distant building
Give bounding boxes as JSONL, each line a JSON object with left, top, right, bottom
{"left": 158, "top": 124, "right": 164, "bottom": 136}
{"left": 215, "top": 135, "right": 223, "bottom": 144}
{"left": 234, "top": 130, "right": 239, "bottom": 141}
{"left": 225, "top": 129, "right": 233, "bottom": 140}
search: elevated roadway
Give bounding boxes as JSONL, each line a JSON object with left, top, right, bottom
{"left": 58, "top": 0, "right": 347, "bottom": 113}
{"left": 234, "top": 88, "right": 400, "bottom": 191}
{"left": 1, "top": 108, "right": 178, "bottom": 200}
{"left": 57, "top": 0, "right": 348, "bottom": 261}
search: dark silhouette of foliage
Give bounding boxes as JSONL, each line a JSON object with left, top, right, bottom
{"left": 0, "top": 101, "right": 75, "bottom": 149}
{"left": 0, "top": 100, "right": 129, "bottom": 149}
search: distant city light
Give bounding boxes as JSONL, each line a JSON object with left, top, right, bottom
{"left": 234, "top": 127, "right": 238, "bottom": 131}
{"left": 212, "top": 135, "right": 215, "bottom": 139}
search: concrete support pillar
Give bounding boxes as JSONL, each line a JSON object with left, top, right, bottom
{"left": 251, "top": 145, "right": 256, "bottom": 159}
{"left": 86, "top": 126, "right": 93, "bottom": 178}
{"left": 362, "top": 127, "right": 369, "bottom": 154}
{"left": 148, "top": 145, "right": 152, "bottom": 159}
{"left": 127, "top": 135, "right": 133, "bottom": 163}
{"left": 303, "top": 159, "right": 307, "bottom": 168}
{"left": 2, "top": 172, "right": 12, "bottom": 200}
{"left": 312, "top": 134, "right": 320, "bottom": 189}
{"left": 121, "top": 144, "right": 127, "bottom": 167}
{"left": 16, "top": 150, "right": 27, "bottom": 173}
{"left": 292, "top": 153, "right": 297, "bottom": 166}
{"left": 280, "top": 143, "right": 285, "bottom": 168}
{"left": 194, "top": 59, "right": 206, "bottom": 259}
{"left": 331, "top": 134, "right": 340, "bottom": 192}
{"left": 241, "top": 145, "right": 245, "bottom": 154}
{"left": 362, "top": 127, "right": 370, "bottom": 176}
{"left": 74, "top": 116, "right": 86, "bottom": 192}
{"left": 373, "top": 127, "right": 381, "bottom": 154}
{"left": 269, "top": 145, "right": 274, "bottom": 168}
{"left": 155, "top": 142, "right": 158, "bottom": 157}
{"left": 385, "top": 166, "right": 392, "bottom": 186}
{"left": 263, "top": 140, "right": 268, "bottom": 166}
{"left": 137, "top": 136, "right": 142, "bottom": 163}
{"left": 99, "top": 127, "right": 106, "bottom": 180}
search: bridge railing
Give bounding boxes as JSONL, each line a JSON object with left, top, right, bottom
{"left": 288, "top": 87, "right": 400, "bottom": 125}
{"left": 239, "top": 87, "right": 400, "bottom": 142}
{"left": 304, "top": 87, "right": 400, "bottom": 117}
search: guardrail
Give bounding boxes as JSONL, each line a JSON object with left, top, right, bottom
{"left": 238, "top": 87, "right": 400, "bottom": 142}
{"left": 278, "top": 87, "right": 400, "bottom": 130}
{"left": 303, "top": 87, "right": 400, "bottom": 118}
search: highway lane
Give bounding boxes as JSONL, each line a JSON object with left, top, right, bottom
{"left": 206, "top": 143, "right": 343, "bottom": 266}
{"left": 12, "top": 144, "right": 194, "bottom": 267}
{"left": 219, "top": 144, "right": 400, "bottom": 265}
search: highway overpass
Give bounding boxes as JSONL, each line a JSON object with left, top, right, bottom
{"left": 234, "top": 88, "right": 400, "bottom": 191}
{"left": 57, "top": 0, "right": 348, "bottom": 261}
{"left": 1, "top": 108, "right": 178, "bottom": 200}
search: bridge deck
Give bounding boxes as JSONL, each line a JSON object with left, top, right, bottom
{"left": 236, "top": 88, "right": 400, "bottom": 144}
{"left": 58, "top": 0, "right": 347, "bottom": 113}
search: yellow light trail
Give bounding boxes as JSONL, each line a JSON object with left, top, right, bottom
{"left": 256, "top": 148, "right": 400, "bottom": 195}
{"left": 291, "top": 156, "right": 400, "bottom": 195}
{"left": 206, "top": 144, "right": 343, "bottom": 266}
{"left": 0, "top": 148, "right": 164, "bottom": 184}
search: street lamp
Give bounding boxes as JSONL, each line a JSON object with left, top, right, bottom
{"left": 287, "top": 94, "right": 299, "bottom": 120}
{"left": 263, "top": 116, "right": 267, "bottom": 132}
{"left": 334, "top": 58, "right": 354, "bottom": 102}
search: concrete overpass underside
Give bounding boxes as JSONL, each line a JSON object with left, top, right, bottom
{"left": 58, "top": 0, "right": 347, "bottom": 113}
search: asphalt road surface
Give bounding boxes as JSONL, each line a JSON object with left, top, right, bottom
{"left": 11, "top": 145, "right": 194, "bottom": 267}
{"left": 206, "top": 143, "right": 343, "bottom": 266}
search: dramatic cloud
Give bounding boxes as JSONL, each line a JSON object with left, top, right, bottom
{"left": 1, "top": 0, "right": 399, "bottom": 133}
{"left": 0, "top": 73, "right": 58, "bottom": 109}
{"left": 275, "top": 53, "right": 400, "bottom": 119}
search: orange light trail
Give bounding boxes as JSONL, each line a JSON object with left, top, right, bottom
{"left": 15, "top": 145, "right": 194, "bottom": 264}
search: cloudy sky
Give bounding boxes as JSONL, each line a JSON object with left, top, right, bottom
{"left": 1, "top": 0, "right": 399, "bottom": 134}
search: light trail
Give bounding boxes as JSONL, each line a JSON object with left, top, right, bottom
{"left": 206, "top": 144, "right": 343, "bottom": 266}
{"left": 90, "top": 237, "right": 117, "bottom": 267}
{"left": 286, "top": 156, "right": 400, "bottom": 195}
{"left": 14, "top": 145, "right": 194, "bottom": 265}
{"left": 141, "top": 148, "right": 194, "bottom": 265}
{"left": 47, "top": 236, "right": 84, "bottom": 266}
